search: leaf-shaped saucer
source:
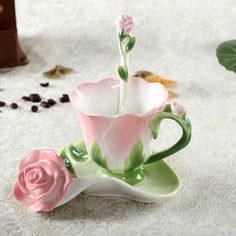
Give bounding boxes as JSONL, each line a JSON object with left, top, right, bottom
{"left": 56, "top": 141, "right": 181, "bottom": 208}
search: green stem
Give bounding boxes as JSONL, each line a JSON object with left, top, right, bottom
{"left": 118, "top": 33, "right": 129, "bottom": 113}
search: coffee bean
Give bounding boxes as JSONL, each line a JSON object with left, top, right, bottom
{"left": 40, "top": 82, "right": 49, "bottom": 87}
{"left": 59, "top": 94, "right": 70, "bottom": 103}
{"left": 47, "top": 99, "right": 56, "bottom": 106}
{"left": 40, "top": 101, "right": 50, "bottom": 108}
{"left": 30, "top": 94, "right": 41, "bottom": 103}
{"left": 31, "top": 105, "right": 38, "bottom": 113}
{"left": 10, "top": 103, "right": 18, "bottom": 109}
{"left": 0, "top": 101, "right": 6, "bottom": 107}
{"left": 22, "top": 96, "right": 30, "bottom": 101}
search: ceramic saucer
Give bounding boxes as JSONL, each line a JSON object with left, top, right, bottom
{"left": 56, "top": 141, "right": 181, "bottom": 207}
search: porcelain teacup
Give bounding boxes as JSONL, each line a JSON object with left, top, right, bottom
{"left": 70, "top": 77, "right": 191, "bottom": 185}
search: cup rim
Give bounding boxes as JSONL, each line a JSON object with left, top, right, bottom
{"left": 69, "top": 77, "right": 168, "bottom": 119}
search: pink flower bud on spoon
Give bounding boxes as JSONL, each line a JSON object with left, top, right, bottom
{"left": 117, "top": 14, "right": 136, "bottom": 34}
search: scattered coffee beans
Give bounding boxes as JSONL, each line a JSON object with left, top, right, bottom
{"left": 10, "top": 103, "right": 18, "bottom": 109}
{"left": 22, "top": 96, "right": 31, "bottom": 101}
{"left": 40, "top": 101, "right": 50, "bottom": 108}
{"left": 31, "top": 105, "right": 38, "bottom": 113}
{"left": 30, "top": 94, "right": 41, "bottom": 103}
{"left": 47, "top": 99, "right": 56, "bottom": 106}
{"left": 40, "top": 82, "right": 49, "bottom": 87}
{"left": 59, "top": 94, "right": 70, "bottom": 103}
{"left": 1, "top": 88, "right": 70, "bottom": 113}
{"left": 0, "top": 101, "right": 6, "bottom": 107}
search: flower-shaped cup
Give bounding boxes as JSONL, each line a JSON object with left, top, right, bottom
{"left": 70, "top": 77, "right": 191, "bottom": 185}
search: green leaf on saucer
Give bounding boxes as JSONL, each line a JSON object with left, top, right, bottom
{"left": 124, "top": 140, "right": 145, "bottom": 171}
{"left": 117, "top": 65, "right": 128, "bottom": 82}
{"left": 68, "top": 143, "right": 90, "bottom": 162}
{"left": 126, "top": 36, "right": 136, "bottom": 52}
{"left": 216, "top": 40, "right": 236, "bottom": 73}
{"left": 91, "top": 142, "right": 108, "bottom": 169}
{"left": 59, "top": 149, "right": 76, "bottom": 177}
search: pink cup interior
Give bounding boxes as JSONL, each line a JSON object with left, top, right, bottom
{"left": 70, "top": 77, "right": 168, "bottom": 117}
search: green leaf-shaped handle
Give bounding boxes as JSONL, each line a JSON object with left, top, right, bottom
{"left": 144, "top": 103, "right": 192, "bottom": 165}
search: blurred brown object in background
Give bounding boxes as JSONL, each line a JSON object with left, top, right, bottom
{"left": 0, "top": 0, "right": 28, "bottom": 68}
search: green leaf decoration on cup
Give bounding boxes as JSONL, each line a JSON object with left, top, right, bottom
{"left": 124, "top": 139, "right": 145, "bottom": 171}
{"left": 116, "top": 14, "right": 136, "bottom": 113}
{"left": 216, "top": 40, "right": 236, "bottom": 73}
{"left": 91, "top": 141, "right": 108, "bottom": 169}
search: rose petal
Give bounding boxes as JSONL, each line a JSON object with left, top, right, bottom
{"left": 22, "top": 164, "right": 50, "bottom": 194}
{"left": 33, "top": 160, "right": 67, "bottom": 202}
{"left": 117, "top": 14, "right": 135, "bottom": 34}
{"left": 19, "top": 150, "right": 41, "bottom": 170}
{"left": 29, "top": 198, "right": 59, "bottom": 212}
{"left": 27, "top": 176, "right": 53, "bottom": 198}
{"left": 62, "top": 166, "right": 73, "bottom": 193}
{"left": 13, "top": 183, "right": 34, "bottom": 207}
{"left": 171, "top": 100, "right": 186, "bottom": 117}
{"left": 122, "top": 14, "right": 127, "bottom": 21}
{"left": 124, "top": 25, "right": 134, "bottom": 34}
{"left": 24, "top": 166, "right": 47, "bottom": 184}
{"left": 39, "top": 150, "right": 66, "bottom": 168}
{"left": 17, "top": 171, "right": 28, "bottom": 194}
{"left": 126, "top": 18, "right": 134, "bottom": 26}
{"left": 29, "top": 172, "right": 65, "bottom": 212}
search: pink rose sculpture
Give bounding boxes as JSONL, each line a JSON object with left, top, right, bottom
{"left": 13, "top": 149, "right": 72, "bottom": 212}
{"left": 117, "top": 14, "right": 136, "bottom": 34}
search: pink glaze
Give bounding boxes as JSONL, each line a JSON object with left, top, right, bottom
{"left": 13, "top": 150, "right": 72, "bottom": 212}
{"left": 171, "top": 100, "right": 186, "bottom": 117}
{"left": 70, "top": 77, "right": 168, "bottom": 171}
{"left": 117, "top": 14, "right": 136, "bottom": 34}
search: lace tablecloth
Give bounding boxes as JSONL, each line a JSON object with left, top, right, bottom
{"left": 1, "top": 0, "right": 236, "bottom": 235}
